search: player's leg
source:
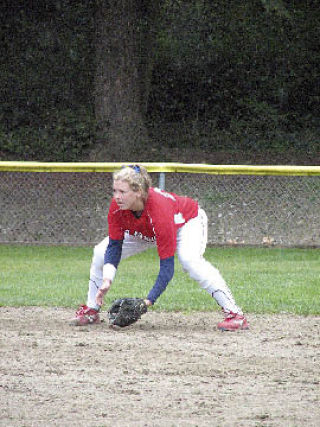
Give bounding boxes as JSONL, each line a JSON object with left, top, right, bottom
{"left": 70, "top": 237, "right": 109, "bottom": 325}
{"left": 176, "top": 209, "right": 248, "bottom": 331}
{"left": 86, "top": 236, "right": 109, "bottom": 311}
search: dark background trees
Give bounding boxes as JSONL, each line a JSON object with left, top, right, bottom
{"left": 0, "top": 0, "right": 319, "bottom": 162}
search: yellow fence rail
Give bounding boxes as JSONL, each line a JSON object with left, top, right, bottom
{"left": 1, "top": 161, "right": 320, "bottom": 176}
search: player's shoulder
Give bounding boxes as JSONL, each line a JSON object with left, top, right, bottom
{"left": 146, "top": 188, "right": 177, "bottom": 220}
{"left": 148, "top": 187, "right": 177, "bottom": 202}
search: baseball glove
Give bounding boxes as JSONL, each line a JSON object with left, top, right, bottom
{"left": 108, "top": 298, "right": 148, "bottom": 328}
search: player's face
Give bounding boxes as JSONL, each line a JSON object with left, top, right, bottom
{"left": 113, "top": 180, "right": 142, "bottom": 211}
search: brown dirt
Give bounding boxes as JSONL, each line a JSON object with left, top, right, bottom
{"left": 1, "top": 307, "right": 319, "bottom": 427}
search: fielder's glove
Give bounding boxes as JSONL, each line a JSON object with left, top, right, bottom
{"left": 108, "top": 298, "right": 148, "bottom": 328}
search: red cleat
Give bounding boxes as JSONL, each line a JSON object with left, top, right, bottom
{"left": 70, "top": 305, "right": 101, "bottom": 326}
{"left": 218, "top": 312, "right": 249, "bottom": 331}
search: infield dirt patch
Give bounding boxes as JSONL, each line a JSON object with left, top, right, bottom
{"left": 0, "top": 307, "right": 319, "bottom": 426}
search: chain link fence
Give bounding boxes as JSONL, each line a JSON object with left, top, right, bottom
{"left": 0, "top": 170, "right": 319, "bottom": 247}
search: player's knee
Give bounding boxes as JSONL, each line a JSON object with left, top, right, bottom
{"left": 91, "top": 242, "right": 106, "bottom": 269}
{"left": 92, "top": 244, "right": 101, "bottom": 261}
{"left": 178, "top": 253, "right": 195, "bottom": 273}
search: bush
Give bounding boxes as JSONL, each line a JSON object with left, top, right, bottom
{"left": 0, "top": 109, "right": 96, "bottom": 161}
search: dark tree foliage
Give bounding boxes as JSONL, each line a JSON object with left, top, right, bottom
{"left": 0, "top": 0, "right": 96, "bottom": 159}
{"left": 149, "top": 0, "right": 320, "bottom": 151}
{"left": 0, "top": 0, "right": 319, "bottom": 160}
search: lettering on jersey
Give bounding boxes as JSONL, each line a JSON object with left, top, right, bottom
{"left": 124, "top": 229, "right": 156, "bottom": 243}
{"left": 154, "top": 187, "right": 176, "bottom": 201}
{"left": 174, "top": 212, "right": 185, "bottom": 224}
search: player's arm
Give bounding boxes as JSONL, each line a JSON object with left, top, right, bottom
{"left": 145, "top": 199, "right": 176, "bottom": 305}
{"left": 146, "top": 256, "right": 174, "bottom": 305}
{"left": 96, "top": 238, "right": 123, "bottom": 306}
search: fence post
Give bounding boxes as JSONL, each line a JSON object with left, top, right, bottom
{"left": 159, "top": 172, "right": 166, "bottom": 190}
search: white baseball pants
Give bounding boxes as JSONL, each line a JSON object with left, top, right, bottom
{"left": 87, "top": 209, "right": 242, "bottom": 314}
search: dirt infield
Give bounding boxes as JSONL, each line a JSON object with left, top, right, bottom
{"left": 1, "top": 307, "right": 319, "bottom": 427}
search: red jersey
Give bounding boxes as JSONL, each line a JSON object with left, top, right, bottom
{"left": 108, "top": 187, "right": 198, "bottom": 259}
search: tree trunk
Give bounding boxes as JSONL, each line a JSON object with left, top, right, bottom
{"left": 93, "top": 0, "right": 161, "bottom": 161}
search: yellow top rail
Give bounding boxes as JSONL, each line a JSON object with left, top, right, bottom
{"left": 0, "top": 161, "right": 319, "bottom": 176}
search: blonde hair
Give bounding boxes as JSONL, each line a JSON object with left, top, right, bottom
{"left": 113, "top": 165, "right": 152, "bottom": 200}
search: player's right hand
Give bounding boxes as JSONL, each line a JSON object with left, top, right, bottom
{"left": 96, "top": 279, "right": 111, "bottom": 306}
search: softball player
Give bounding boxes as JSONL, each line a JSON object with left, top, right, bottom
{"left": 72, "top": 165, "right": 248, "bottom": 331}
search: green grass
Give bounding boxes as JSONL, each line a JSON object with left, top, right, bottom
{"left": 0, "top": 244, "right": 319, "bottom": 315}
